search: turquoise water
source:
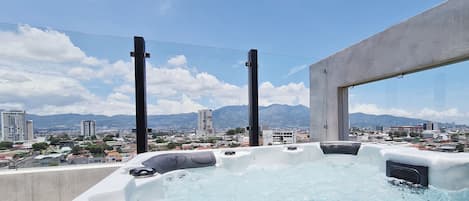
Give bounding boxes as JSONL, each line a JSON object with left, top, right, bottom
{"left": 153, "top": 156, "right": 469, "bottom": 201}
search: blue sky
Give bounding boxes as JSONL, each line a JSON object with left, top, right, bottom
{"left": 2, "top": 0, "right": 468, "bottom": 124}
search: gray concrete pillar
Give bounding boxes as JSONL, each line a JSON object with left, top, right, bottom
{"left": 310, "top": 0, "right": 469, "bottom": 141}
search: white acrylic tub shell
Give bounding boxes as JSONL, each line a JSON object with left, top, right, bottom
{"left": 74, "top": 142, "right": 469, "bottom": 201}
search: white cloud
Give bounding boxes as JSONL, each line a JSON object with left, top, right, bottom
{"left": 140, "top": 65, "right": 245, "bottom": 108}
{"left": 0, "top": 24, "right": 126, "bottom": 80}
{"left": 114, "top": 84, "right": 134, "bottom": 94}
{"left": 0, "top": 68, "right": 92, "bottom": 109}
{"left": 108, "top": 92, "right": 131, "bottom": 102}
{"left": 259, "top": 82, "right": 309, "bottom": 106}
{"left": 350, "top": 103, "right": 469, "bottom": 124}
{"left": 167, "top": 55, "right": 187, "bottom": 66}
{"left": 144, "top": 58, "right": 310, "bottom": 109}
{"left": 67, "top": 67, "right": 95, "bottom": 80}
{"left": 0, "top": 102, "right": 24, "bottom": 110}
{"left": 151, "top": 94, "right": 205, "bottom": 114}
{"left": 349, "top": 103, "right": 412, "bottom": 117}
{"left": 0, "top": 25, "right": 311, "bottom": 116}
{"left": 0, "top": 25, "right": 97, "bottom": 65}
{"left": 30, "top": 93, "right": 205, "bottom": 116}
{"left": 415, "top": 108, "right": 469, "bottom": 122}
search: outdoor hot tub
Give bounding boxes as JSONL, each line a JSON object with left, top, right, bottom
{"left": 74, "top": 142, "right": 469, "bottom": 201}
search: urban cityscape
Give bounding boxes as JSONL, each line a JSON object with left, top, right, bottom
{"left": 1, "top": 106, "right": 469, "bottom": 170}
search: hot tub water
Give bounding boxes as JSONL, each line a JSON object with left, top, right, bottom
{"left": 139, "top": 155, "right": 468, "bottom": 201}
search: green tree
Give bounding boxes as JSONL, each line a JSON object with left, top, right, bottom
{"left": 102, "top": 135, "right": 114, "bottom": 142}
{"left": 90, "top": 135, "right": 97, "bottom": 140}
{"left": 451, "top": 134, "right": 459, "bottom": 142}
{"left": 58, "top": 134, "right": 70, "bottom": 140}
{"left": 75, "top": 135, "right": 84, "bottom": 141}
{"left": 167, "top": 142, "right": 178, "bottom": 150}
{"left": 71, "top": 145, "right": 82, "bottom": 155}
{"left": 456, "top": 143, "right": 465, "bottom": 152}
{"left": 234, "top": 127, "right": 245, "bottom": 133}
{"left": 226, "top": 129, "right": 236, "bottom": 135}
{"left": 0, "top": 141, "right": 13, "bottom": 150}
{"left": 207, "top": 137, "right": 221, "bottom": 143}
{"left": 32, "top": 142, "right": 49, "bottom": 151}
{"left": 13, "top": 152, "right": 28, "bottom": 159}
{"left": 105, "top": 144, "right": 113, "bottom": 151}
{"left": 154, "top": 137, "right": 166, "bottom": 143}
{"left": 85, "top": 144, "right": 104, "bottom": 156}
{"left": 85, "top": 144, "right": 112, "bottom": 156}
{"left": 398, "top": 131, "right": 408, "bottom": 137}
{"left": 226, "top": 127, "right": 245, "bottom": 135}
{"left": 412, "top": 137, "right": 421, "bottom": 143}
{"left": 229, "top": 143, "right": 240, "bottom": 148}
{"left": 48, "top": 136, "right": 60, "bottom": 145}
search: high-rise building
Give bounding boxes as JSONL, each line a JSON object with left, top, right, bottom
{"left": 423, "top": 122, "right": 434, "bottom": 130}
{"left": 375, "top": 126, "right": 384, "bottom": 132}
{"left": 26, "top": 120, "right": 34, "bottom": 140}
{"left": 1, "top": 110, "right": 26, "bottom": 142}
{"left": 81, "top": 120, "right": 96, "bottom": 137}
{"left": 197, "top": 109, "right": 214, "bottom": 136}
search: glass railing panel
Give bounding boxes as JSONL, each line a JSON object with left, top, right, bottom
{"left": 0, "top": 22, "right": 314, "bottom": 169}
{"left": 143, "top": 40, "right": 312, "bottom": 150}
{"left": 349, "top": 60, "right": 469, "bottom": 152}
{"left": 0, "top": 22, "right": 136, "bottom": 169}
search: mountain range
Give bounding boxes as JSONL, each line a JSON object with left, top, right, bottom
{"left": 16, "top": 104, "right": 463, "bottom": 131}
{"left": 25, "top": 104, "right": 309, "bottom": 130}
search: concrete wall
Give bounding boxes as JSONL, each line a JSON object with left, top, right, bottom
{"left": 310, "top": 0, "right": 469, "bottom": 141}
{"left": 0, "top": 163, "right": 121, "bottom": 201}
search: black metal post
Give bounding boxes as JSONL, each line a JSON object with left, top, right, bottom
{"left": 131, "top": 36, "right": 150, "bottom": 154}
{"left": 246, "top": 49, "right": 259, "bottom": 146}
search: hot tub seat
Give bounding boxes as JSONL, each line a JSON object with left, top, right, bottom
{"left": 320, "top": 141, "right": 361, "bottom": 155}
{"left": 137, "top": 151, "right": 216, "bottom": 175}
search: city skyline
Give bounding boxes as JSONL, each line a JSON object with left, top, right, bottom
{"left": 1, "top": 1, "right": 469, "bottom": 125}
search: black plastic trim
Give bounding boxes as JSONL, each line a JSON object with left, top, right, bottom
{"left": 140, "top": 151, "right": 216, "bottom": 174}
{"left": 224, "top": 151, "right": 236, "bottom": 156}
{"left": 386, "top": 160, "right": 428, "bottom": 186}
{"left": 129, "top": 167, "right": 156, "bottom": 177}
{"left": 287, "top": 146, "right": 298, "bottom": 151}
{"left": 320, "top": 142, "right": 361, "bottom": 155}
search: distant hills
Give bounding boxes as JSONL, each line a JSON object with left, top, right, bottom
{"left": 349, "top": 113, "right": 464, "bottom": 129}
{"left": 26, "top": 104, "right": 309, "bottom": 130}
{"left": 6, "top": 104, "right": 462, "bottom": 130}
{"left": 349, "top": 113, "right": 428, "bottom": 128}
